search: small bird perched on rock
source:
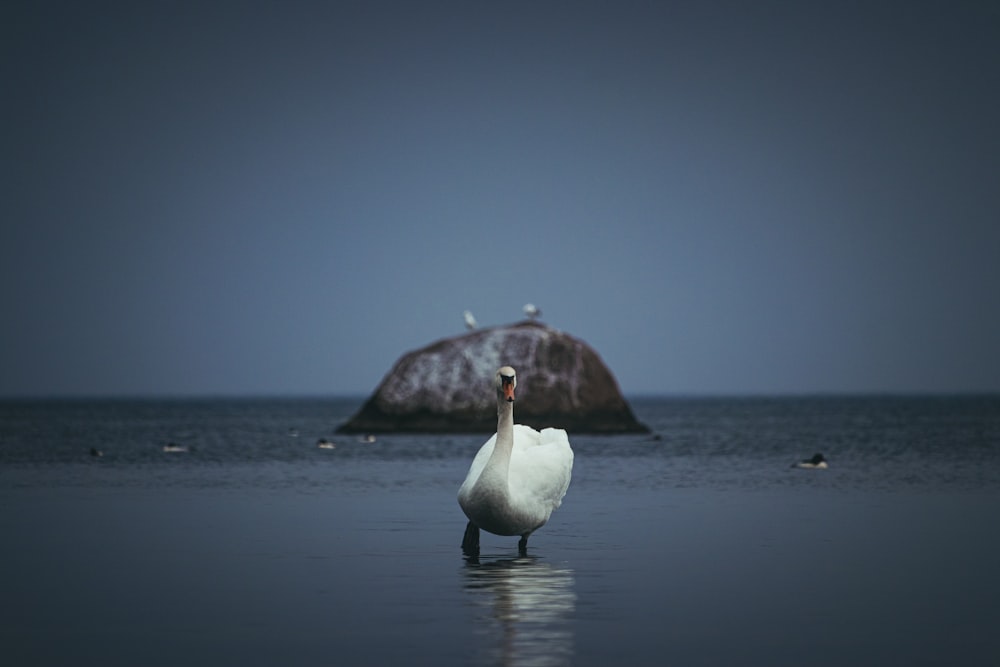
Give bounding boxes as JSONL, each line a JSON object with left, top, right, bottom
{"left": 523, "top": 303, "right": 541, "bottom": 320}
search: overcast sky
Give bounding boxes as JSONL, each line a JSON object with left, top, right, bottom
{"left": 3, "top": 1, "right": 999, "bottom": 397}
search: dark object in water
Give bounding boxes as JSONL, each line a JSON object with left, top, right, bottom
{"left": 793, "top": 452, "right": 828, "bottom": 469}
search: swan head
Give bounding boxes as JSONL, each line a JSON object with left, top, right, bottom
{"left": 496, "top": 366, "right": 516, "bottom": 403}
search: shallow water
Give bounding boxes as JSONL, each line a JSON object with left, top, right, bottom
{"left": 1, "top": 397, "right": 999, "bottom": 665}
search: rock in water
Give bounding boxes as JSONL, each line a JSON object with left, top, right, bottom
{"left": 337, "top": 321, "right": 649, "bottom": 434}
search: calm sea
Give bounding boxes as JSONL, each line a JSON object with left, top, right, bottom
{"left": 2, "top": 395, "right": 998, "bottom": 490}
{"left": 2, "top": 396, "right": 999, "bottom": 666}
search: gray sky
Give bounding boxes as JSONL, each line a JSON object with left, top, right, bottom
{"left": 3, "top": 1, "right": 999, "bottom": 397}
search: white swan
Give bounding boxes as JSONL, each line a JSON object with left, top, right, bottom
{"left": 458, "top": 366, "right": 574, "bottom": 554}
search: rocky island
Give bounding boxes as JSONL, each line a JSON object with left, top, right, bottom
{"left": 337, "top": 321, "right": 649, "bottom": 434}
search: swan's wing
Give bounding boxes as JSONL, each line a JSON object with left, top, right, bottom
{"left": 458, "top": 434, "right": 496, "bottom": 499}
{"left": 510, "top": 425, "right": 574, "bottom": 510}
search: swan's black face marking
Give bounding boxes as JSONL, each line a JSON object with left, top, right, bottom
{"left": 500, "top": 375, "right": 515, "bottom": 402}
{"left": 497, "top": 367, "right": 516, "bottom": 402}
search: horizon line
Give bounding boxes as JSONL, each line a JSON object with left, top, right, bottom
{"left": 2, "top": 390, "right": 998, "bottom": 402}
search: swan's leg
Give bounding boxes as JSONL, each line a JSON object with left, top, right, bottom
{"left": 518, "top": 534, "right": 528, "bottom": 554}
{"left": 461, "top": 521, "right": 480, "bottom": 554}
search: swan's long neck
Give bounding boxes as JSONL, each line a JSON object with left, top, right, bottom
{"left": 480, "top": 396, "right": 514, "bottom": 492}
{"left": 495, "top": 397, "right": 514, "bottom": 458}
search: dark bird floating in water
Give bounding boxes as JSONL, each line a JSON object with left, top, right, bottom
{"left": 793, "top": 453, "right": 828, "bottom": 469}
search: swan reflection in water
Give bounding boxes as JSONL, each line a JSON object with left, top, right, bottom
{"left": 462, "top": 555, "right": 576, "bottom": 667}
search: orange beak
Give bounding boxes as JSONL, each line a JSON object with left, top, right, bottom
{"left": 503, "top": 382, "right": 515, "bottom": 402}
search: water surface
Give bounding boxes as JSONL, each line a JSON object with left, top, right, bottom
{"left": 2, "top": 396, "right": 998, "bottom": 665}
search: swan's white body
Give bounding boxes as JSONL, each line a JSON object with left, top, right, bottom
{"left": 458, "top": 367, "right": 573, "bottom": 550}
{"left": 459, "top": 424, "right": 573, "bottom": 537}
